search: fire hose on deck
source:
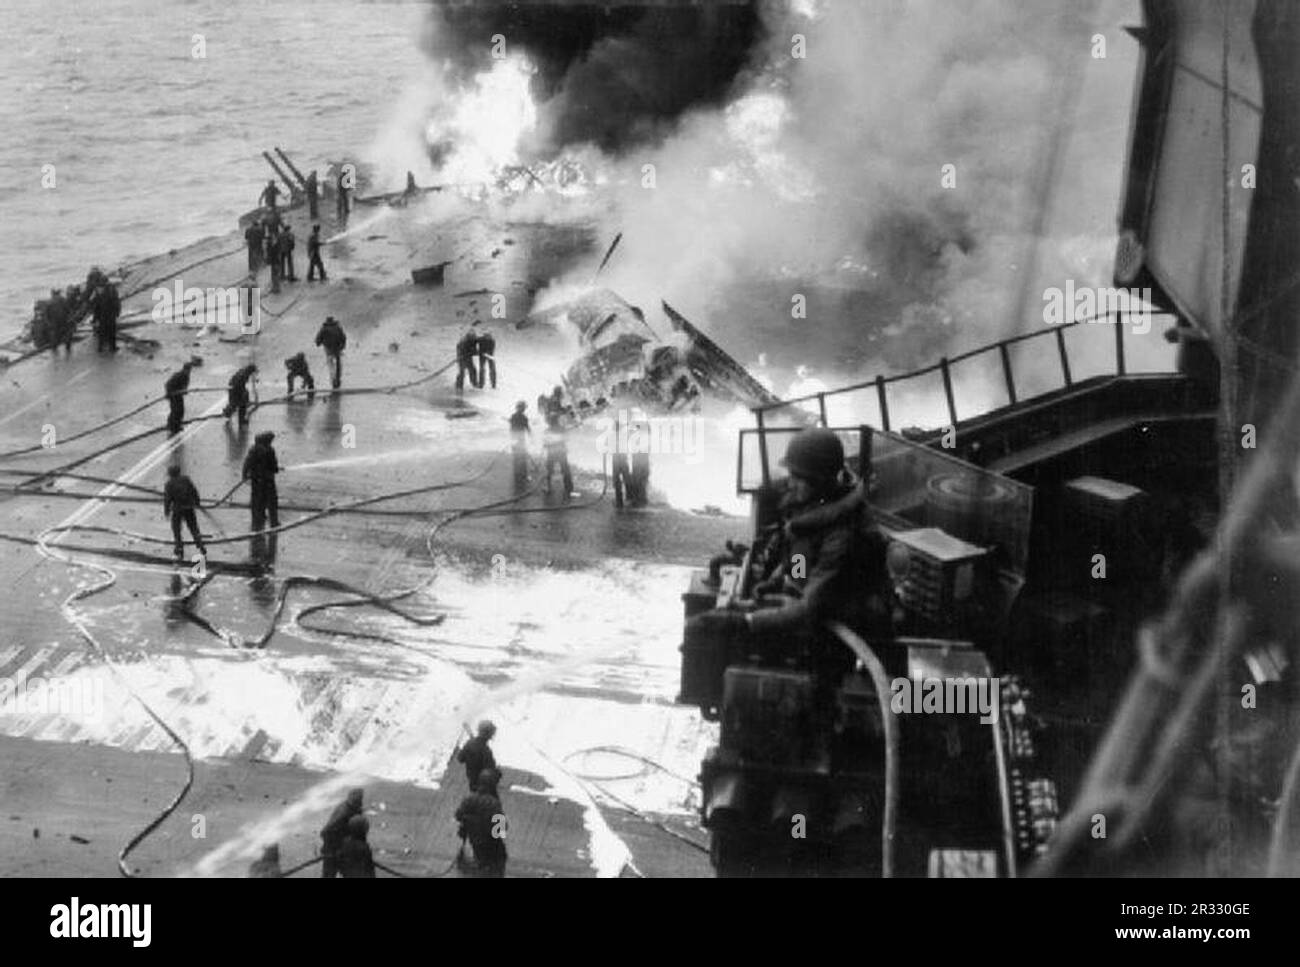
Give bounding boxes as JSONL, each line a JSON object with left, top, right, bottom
{"left": 1, "top": 358, "right": 460, "bottom": 485}
{"left": 826, "top": 622, "right": 898, "bottom": 879}
{"left": 45, "top": 454, "right": 606, "bottom": 875}
{"left": 0, "top": 350, "right": 623, "bottom": 876}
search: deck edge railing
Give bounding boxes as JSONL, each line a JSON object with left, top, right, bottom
{"left": 751, "top": 309, "right": 1179, "bottom": 432}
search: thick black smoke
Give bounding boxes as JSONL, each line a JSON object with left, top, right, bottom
{"left": 423, "top": 0, "right": 762, "bottom": 153}
{"left": 405, "top": 0, "right": 1142, "bottom": 397}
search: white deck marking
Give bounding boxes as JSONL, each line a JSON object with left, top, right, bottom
{"left": 10, "top": 646, "right": 60, "bottom": 683}
{"left": 0, "top": 367, "right": 93, "bottom": 428}
{"left": 47, "top": 395, "right": 227, "bottom": 544}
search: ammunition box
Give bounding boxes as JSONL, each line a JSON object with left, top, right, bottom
{"left": 890, "top": 528, "right": 989, "bottom": 625}
{"left": 720, "top": 666, "right": 813, "bottom": 766}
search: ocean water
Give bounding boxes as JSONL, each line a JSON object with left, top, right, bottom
{"left": 0, "top": 0, "right": 428, "bottom": 339}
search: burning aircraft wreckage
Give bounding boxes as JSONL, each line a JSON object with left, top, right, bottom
{"left": 2, "top": 0, "right": 1300, "bottom": 897}
{"left": 520, "top": 284, "right": 780, "bottom": 415}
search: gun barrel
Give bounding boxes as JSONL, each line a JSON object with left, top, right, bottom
{"left": 273, "top": 147, "right": 308, "bottom": 189}
{"left": 261, "top": 151, "right": 297, "bottom": 194}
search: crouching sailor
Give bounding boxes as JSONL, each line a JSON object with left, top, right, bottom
{"left": 285, "top": 351, "right": 315, "bottom": 400}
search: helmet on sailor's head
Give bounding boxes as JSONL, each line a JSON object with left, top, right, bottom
{"left": 167, "top": 465, "right": 181, "bottom": 478}
{"left": 515, "top": 401, "right": 527, "bottom": 412}
{"left": 780, "top": 427, "right": 844, "bottom": 486}
{"left": 477, "top": 720, "right": 496, "bottom": 738}
{"left": 347, "top": 814, "right": 369, "bottom": 836}
{"left": 255, "top": 431, "right": 275, "bottom": 444}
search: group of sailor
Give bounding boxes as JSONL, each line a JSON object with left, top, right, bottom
{"left": 454, "top": 320, "right": 497, "bottom": 393}
{"left": 160, "top": 316, "right": 348, "bottom": 560}
{"left": 244, "top": 207, "right": 326, "bottom": 291}
{"left": 31, "top": 267, "right": 121, "bottom": 355}
{"left": 246, "top": 721, "right": 507, "bottom": 878}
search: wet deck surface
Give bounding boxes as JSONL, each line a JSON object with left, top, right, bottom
{"left": 0, "top": 199, "right": 734, "bottom": 877}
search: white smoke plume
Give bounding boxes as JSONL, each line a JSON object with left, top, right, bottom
{"left": 577, "top": 0, "right": 1144, "bottom": 384}
{"left": 384, "top": 1, "right": 1141, "bottom": 390}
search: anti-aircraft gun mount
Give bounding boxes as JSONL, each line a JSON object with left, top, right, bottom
{"left": 676, "top": 310, "right": 1221, "bottom": 876}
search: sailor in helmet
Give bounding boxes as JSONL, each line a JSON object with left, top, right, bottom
{"left": 685, "top": 427, "right": 893, "bottom": 700}
{"left": 457, "top": 720, "right": 498, "bottom": 791}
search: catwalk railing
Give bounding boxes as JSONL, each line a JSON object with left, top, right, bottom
{"left": 740, "top": 309, "right": 1181, "bottom": 491}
